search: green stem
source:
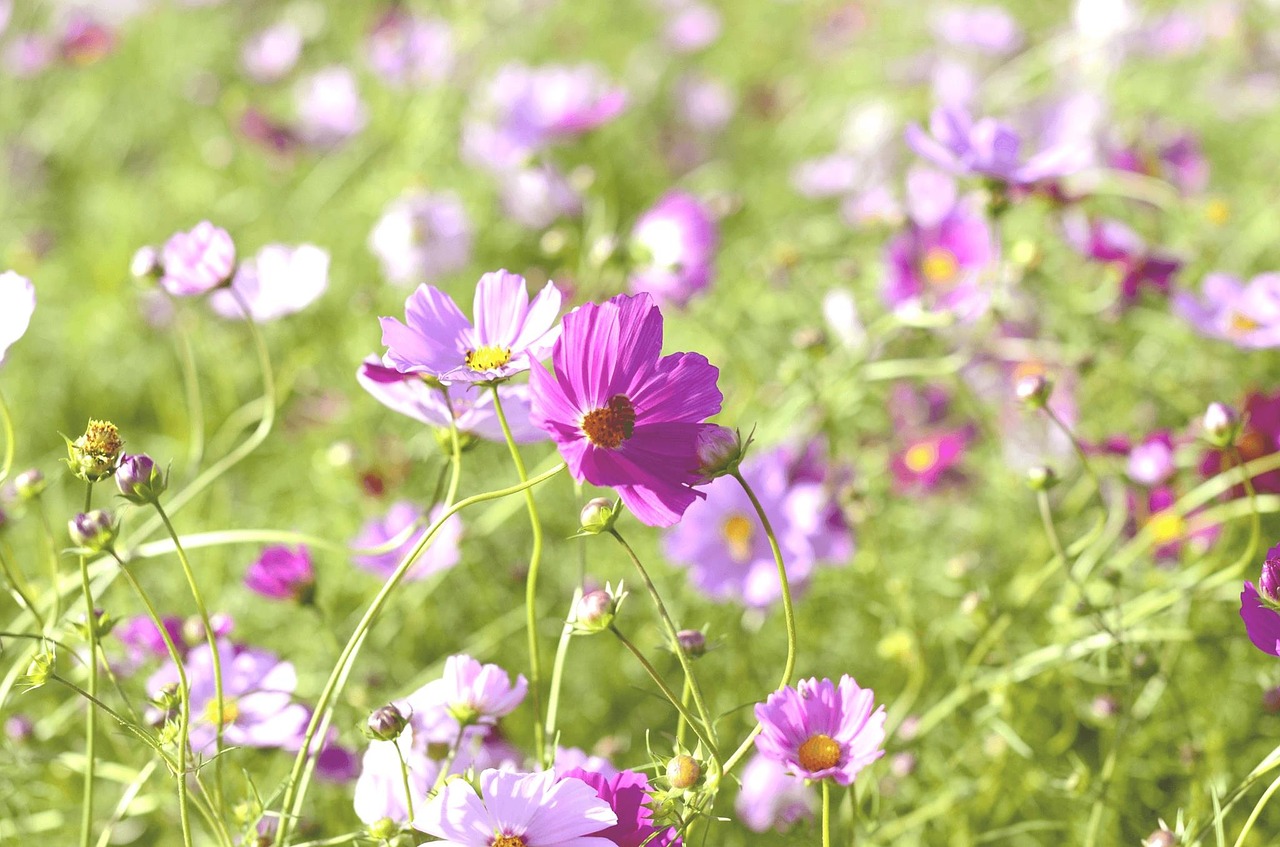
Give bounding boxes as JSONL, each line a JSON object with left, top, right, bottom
{"left": 0, "top": 388, "right": 14, "bottom": 485}
{"left": 544, "top": 594, "right": 577, "bottom": 751}
{"left": 1043, "top": 406, "right": 1104, "bottom": 505}
{"left": 77, "top": 481, "right": 97, "bottom": 847}
{"left": 51, "top": 674, "right": 172, "bottom": 763}
{"left": 822, "top": 780, "right": 833, "bottom": 847}
{"left": 430, "top": 724, "right": 468, "bottom": 795}
{"left": 490, "top": 385, "right": 547, "bottom": 765}
{"left": 1233, "top": 770, "right": 1280, "bottom": 847}
{"left": 0, "top": 545, "right": 46, "bottom": 634}
{"left": 676, "top": 674, "right": 692, "bottom": 749}
{"left": 731, "top": 470, "right": 797, "bottom": 690}
{"left": 609, "top": 626, "right": 719, "bottom": 761}
{"left": 394, "top": 741, "right": 416, "bottom": 823}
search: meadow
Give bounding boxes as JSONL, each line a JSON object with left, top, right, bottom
{"left": 1, "top": 1, "right": 1280, "bottom": 845}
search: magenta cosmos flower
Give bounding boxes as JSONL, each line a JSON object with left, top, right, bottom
{"left": 1202, "top": 390, "right": 1280, "bottom": 496}
{"left": 1062, "top": 213, "right": 1181, "bottom": 304}
{"left": 365, "top": 9, "right": 453, "bottom": 87}
{"left": 415, "top": 769, "right": 616, "bottom": 847}
{"left": 351, "top": 501, "right": 462, "bottom": 581}
{"left": 628, "top": 191, "right": 718, "bottom": 309}
{"left": 754, "top": 675, "right": 887, "bottom": 785}
{"left": 1241, "top": 545, "right": 1280, "bottom": 657}
{"left": 381, "top": 270, "right": 562, "bottom": 385}
{"left": 244, "top": 545, "right": 315, "bottom": 603}
{"left": 529, "top": 292, "right": 723, "bottom": 527}
{"left": 891, "top": 429, "right": 969, "bottom": 492}
{"left": 1174, "top": 273, "right": 1280, "bottom": 348}
{"left": 208, "top": 243, "right": 328, "bottom": 322}
{"left": 0, "top": 271, "right": 34, "bottom": 365}
{"left": 559, "top": 769, "right": 680, "bottom": 847}
{"left": 160, "top": 221, "right": 236, "bottom": 297}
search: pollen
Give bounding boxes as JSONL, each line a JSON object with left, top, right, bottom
{"left": 797, "top": 733, "right": 842, "bottom": 772}
{"left": 204, "top": 697, "right": 240, "bottom": 727}
{"left": 920, "top": 247, "right": 959, "bottom": 286}
{"left": 465, "top": 345, "right": 513, "bottom": 372}
{"left": 722, "top": 514, "right": 754, "bottom": 561}
{"left": 1229, "top": 312, "right": 1261, "bottom": 336}
{"left": 903, "top": 441, "right": 939, "bottom": 474}
{"left": 581, "top": 395, "right": 636, "bottom": 449}
{"left": 491, "top": 835, "right": 528, "bottom": 847}
{"left": 1146, "top": 510, "right": 1185, "bottom": 546}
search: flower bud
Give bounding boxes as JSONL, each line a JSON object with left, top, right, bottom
{"left": 676, "top": 629, "right": 707, "bottom": 658}
{"left": 5, "top": 715, "right": 33, "bottom": 742}
{"left": 666, "top": 754, "right": 701, "bottom": 790}
{"left": 19, "top": 651, "right": 54, "bottom": 691}
{"left": 1261, "top": 545, "right": 1280, "bottom": 604}
{"left": 116, "top": 453, "right": 168, "bottom": 504}
{"left": 694, "top": 425, "right": 746, "bottom": 483}
{"left": 65, "top": 419, "right": 124, "bottom": 482}
{"left": 1202, "top": 402, "right": 1240, "bottom": 448}
{"left": 1263, "top": 686, "right": 1280, "bottom": 713}
{"left": 69, "top": 510, "right": 117, "bottom": 552}
{"left": 130, "top": 245, "right": 162, "bottom": 280}
{"left": 1026, "top": 465, "right": 1059, "bottom": 491}
{"left": 160, "top": 221, "right": 236, "bottom": 297}
{"left": 576, "top": 497, "right": 620, "bottom": 536}
{"left": 366, "top": 704, "right": 409, "bottom": 741}
{"left": 569, "top": 582, "right": 626, "bottom": 634}
{"left": 1014, "top": 374, "right": 1052, "bottom": 410}
{"left": 1143, "top": 829, "right": 1177, "bottom": 847}
{"left": 12, "top": 468, "right": 46, "bottom": 500}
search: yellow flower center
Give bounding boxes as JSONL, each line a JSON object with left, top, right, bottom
{"left": 903, "top": 441, "right": 938, "bottom": 474}
{"left": 920, "top": 247, "right": 959, "bottom": 286}
{"left": 1230, "top": 312, "right": 1261, "bottom": 336}
{"left": 1147, "top": 511, "right": 1185, "bottom": 545}
{"left": 465, "top": 345, "right": 513, "bottom": 372}
{"left": 204, "top": 698, "right": 239, "bottom": 727}
{"left": 722, "top": 514, "right": 754, "bottom": 561}
{"left": 580, "top": 395, "right": 636, "bottom": 449}
{"left": 797, "top": 733, "right": 842, "bottom": 772}
{"left": 1205, "top": 198, "right": 1230, "bottom": 226}
{"left": 492, "top": 835, "right": 528, "bottom": 847}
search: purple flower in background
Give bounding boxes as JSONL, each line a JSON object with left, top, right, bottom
{"left": 906, "top": 105, "right": 1089, "bottom": 187}
{"left": 413, "top": 769, "right": 616, "bottom": 846}
{"left": 369, "top": 190, "right": 472, "bottom": 287}
{"left": 792, "top": 154, "right": 860, "bottom": 199}
{"left": 930, "top": 5, "right": 1022, "bottom": 54}
{"left": 381, "top": 270, "right": 562, "bottom": 384}
{"left": 1261, "top": 544, "right": 1280, "bottom": 602}
{"left": 1109, "top": 132, "right": 1209, "bottom": 195}
{"left": 664, "top": 443, "right": 852, "bottom": 606}
{"left": 498, "top": 163, "right": 583, "bottom": 230}
{"left": 663, "top": 3, "right": 721, "bottom": 53}
{"left": 160, "top": 222, "right": 236, "bottom": 297}
{"left": 351, "top": 501, "right": 462, "bottom": 581}
{"left": 241, "top": 21, "right": 301, "bottom": 83}
{"left": 244, "top": 545, "right": 315, "bottom": 603}
{"left": 113, "top": 614, "right": 185, "bottom": 675}
{"left": 358, "top": 356, "right": 546, "bottom": 442}
{"left": 1062, "top": 213, "right": 1180, "bottom": 303}
{"left": 673, "top": 73, "right": 736, "bottom": 133}
{"left": 414, "top": 654, "right": 527, "bottom": 727}
{"left": 148, "top": 639, "right": 309, "bottom": 755}
{"left": 554, "top": 747, "right": 620, "bottom": 779}
{"left": 1127, "top": 486, "right": 1218, "bottom": 562}
{"left": 60, "top": 13, "right": 115, "bottom": 65}
{"left": 529, "top": 293, "right": 723, "bottom": 527}
{"left": 883, "top": 167, "right": 993, "bottom": 321}
{"left": 1201, "top": 390, "right": 1280, "bottom": 496}
{"left": 209, "top": 243, "right": 329, "bottom": 321}
{"left": 560, "top": 769, "right": 681, "bottom": 847}
{"left": 628, "top": 191, "right": 718, "bottom": 309}
{"left": 366, "top": 9, "right": 453, "bottom": 87}
{"left": 755, "top": 676, "right": 886, "bottom": 785}
{"left": 4, "top": 33, "right": 55, "bottom": 78}
{"left": 295, "top": 66, "right": 367, "bottom": 146}
{"left": 240, "top": 107, "right": 301, "bottom": 156}
{"left": 891, "top": 429, "right": 968, "bottom": 492}
{"left": 1126, "top": 431, "right": 1176, "bottom": 486}
{"left": 735, "top": 754, "right": 815, "bottom": 833}
{"left": 0, "top": 271, "right": 34, "bottom": 365}
{"left": 1175, "top": 273, "right": 1280, "bottom": 348}
{"left": 315, "top": 742, "right": 361, "bottom": 783}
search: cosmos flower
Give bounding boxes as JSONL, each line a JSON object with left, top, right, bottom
{"left": 368, "top": 190, "right": 472, "bottom": 287}
{"left": 627, "top": 191, "right": 718, "bottom": 309}
{"left": 160, "top": 222, "right": 236, "bottom": 297}
{"left": 1174, "top": 273, "right": 1280, "bottom": 348}
{"left": 1201, "top": 390, "right": 1280, "bottom": 496}
{"left": 412, "top": 654, "right": 527, "bottom": 727}
{"left": 351, "top": 501, "right": 462, "bottom": 581}
{"left": 559, "top": 769, "right": 680, "bottom": 847}
{"left": 890, "top": 429, "right": 969, "bottom": 492}
{"left": 754, "top": 675, "right": 887, "bottom": 785}
{"left": 295, "top": 65, "right": 367, "bottom": 146}
{"left": 735, "top": 754, "right": 816, "bottom": 833}
{"left": 380, "top": 270, "right": 562, "bottom": 385}
{"left": 241, "top": 21, "right": 301, "bottom": 83}
{"left": 413, "top": 769, "right": 617, "bottom": 847}
{"left": 0, "top": 271, "right": 35, "bottom": 365}
{"left": 554, "top": 748, "right": 619, "bottom": 779}
{"left": 1108, "top": 132, "right": 1209, "bottom": 195}
{"left": 905, "top": 105, "right": 1089, "bottom": 187}
{"left": 209, "top": 243, "right": 329, "bottom": 321}
{"left": 497, "top": 163, "right": 583, "bottom": 230}
{"left": 354, "top": 723, "right": 439, "bottom": 824}
{"left": 358, "top": 355, "right": 546, "bottom": 442}
{"left": 1062, "top": 213, "right": 1180, "bottom": 304}
{"left": 243, "top": 545, "right": 315, "bottom": 603}
{"left": 112, "top": 614, "right": 185, "bottom": 675}
{"left": 1125, "top": 431, "right": 1176, "bottom": 486}
{"left": 529, "top": 292, "right": 723, "bottom": 527}
{"left": 930, "top": 5, "right": 1022, "bottom": 54}
{"left": 1130, "top": 486, "right": 1218, "bottom": 562}
{"left": 365, "top": 9, "right": 454, "bottom": 87}
{"left": 1241, "top": 546, "right": 1280, "bottom": 657}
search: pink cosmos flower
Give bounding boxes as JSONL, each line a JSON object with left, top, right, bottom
{"left": 1201, "top": 390, "right": 1280, "bottom": 496}
{"left": 368, "top": 190, "right": 472, "bottom": 286}
{"left": 295, "top": 66, "right": 367, "bottom": 146}
{"left": 1125, "top": 431, "right": 1176, "bottom": 486}
{"left": 0, "top": 271, "right": 34, "bottom": 365}
{"left": 1062, "top": 213, "right": 1181, "bottom": 304}
{"left": 735, "top": 754, "right": 815, "bottom": 833}
{"left": 413, "top": 769, "right": 617, "bottom": 847}
{"left": 351, "top": 501, "right": 462, "bottom": 581}
{"left": 241, "top": 22, "right": 302, "bottom": 83}
{"left": 559, "top": 769, "right": 680, "bottom": 847}
{"left": 243, "top": 545, "right": 315, "bottom": 603}
{"left": 414, "top": 654, "right": 527, "bottom": 726}
{"left": 358, "top": 355, "right": 546, "bottom": 442}
{"left": 628, "top": 191, "right": 718, "bottom": 309}
{"left": 529, "top": 292, "right": 723, "bottom": 526}
{"left": 1242, "top": 546, "right": 1280, "bottom": 657}
{"left": 754, "top": 675, "right": 887, "bottom": 785}
{"left": 365, "top": 9, "right": 454, "bottom": 87}
{"left": 380, "top": 270, "right": 562, "bottom": 385}
{"left": 112, "top": 614, "right": 185, "bottom": 675}
{"left": 890, "top": 429, "right": 969, "bottom": 492}
{"left": 160, "top": 222, "right": 236, "bottom": 297}
{"left": 1174, "top": 273, "right": 1280, "bottom": 348}
{"left": 209, "top": 243, "right": 329, "bottom": 321}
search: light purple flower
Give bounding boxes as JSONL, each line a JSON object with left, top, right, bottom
{"left": 366, "top": 9, "right": 453, "bottom": 87}
{"left": 1261, "top": 544, "right": 1280, "bottom": 602}
{"left": 735, "top": 754, "right": 815, "bottom": 833}
{"left": 906, "top": 105, "right": 1089, "bottom": 187}
{"left": 358, "top": 355, "right": 545, "bottom": 442}
{"left": 1108, "top": 132, "right": 1208, "bottom": 195}
{"left": 368, "top": 190, "right": 472, "bottom": 286}
{"left": 529, "top": 293, "right": 723, "bottom": 527}
{"left": 113, "top": 614, "right": 185, "bottom": 675}
{"left": 1062, "top": 213, "right": 1181, "bottom": 303}
{"left": 355, "top": 723, "right": 440, "bottom": 824}
{"left": 560, "top": 768, "right": 680, "bottom": 847}
{"left": 3, "top": 33, "right": 54, "bottom": 78}
{"left": 754, "top": 675, "right": 887, "bottom": 785}
{"left": 931, "top": 5, "right": 1022, "bottom": 54}
{"left": 413, "top": 654, "right": 528, "bottom": 726}
{"left": 208, "top": 243, "right": 328, "bottom": 321}
{"left": 672, "top": 73, "right": 735, "bottom": 133}
{"left": 883, "top": 167, "right": 993, "bottom": 321}
{"left": 1126, "top": 431, "right": 1176, "bottom": 486}
{"left": 147, "top": 639, "right": 309, "bottom": 755}
{"left": 413, "top": 769, "right": 617, "bottom": 846}
{"left": 380, "top": 270, "right": 562, "bottom": 384}
{"left": 296, "top": 66, "right": 367, "bottom": 146}
{"left": 628, "top": 191, "right": 718, "bottom": 309}
{"left": 498, "top": 163, "right": 583, "bottom": 230}
{"left": 351, "top": 501, "right": 462, "bottom": 581}
{"left": 554, "top": 747, "right": 619, "bottom": 779}
{"left": 1174, "top": 273, "right": 1280, "bottom": 348}
{"left": 160, "top": 222, "right": 236, "bottom": 297}
{"left": 241, "top": 22, "right": 301, "bottom": 83}
{"left": 665, "top": 443, "right": 852, "bottom": 606}
{"left": 0, "top": 271, "right": 34, "bottom": 365}
{"left": 663, "top": 3, "right": 721, "bottom": 53}
{"left": 792, "top": 154, "right": 860, "bottom": 199}
{"left": 244, "top": 545, "right": 315, "bottom": 603}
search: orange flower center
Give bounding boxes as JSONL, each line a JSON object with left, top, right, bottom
{"left": 722, "top": 514, "right": 753, "bottom": 561}
{"left": 465, "top": 345, "right": 512, "bottom": 372}
{"left": 1230, "top": 312, "right": 1261, "bottom": 336}
{"left": 903, "top": 441, "right": 939, "bottom": 474}
{"left": 581, "top": 395, "right": 636, "bottom": 449}
{"left": 492, "top": 835, "right": 528, "bottom": 847}
{"left": 920, "top": 247, "right": 959, "bottom": 286}
{"left": 797, "top": 733, "right": 842, "bottom": 772}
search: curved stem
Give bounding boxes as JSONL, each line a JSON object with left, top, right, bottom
{"left": 490, "top": 385, "right": 547, "bottom": 765}
{"left": 1233, "top": 770, "right": 1280, "bottom": 847}
{"left": 731, "top": 470, "right": 797, "bottom": 690}
{"left": 77, "top": 481, "right": 97, "bottom": 847}
{"left": 1042, "top": 406, "right": 1104, "bottom": 506}
{"left": 609, "top": 626, "right": 718, "bottom": 761}
{"left": 543, "top": 597, "right": 577, "bottom": 752}
{"left": 0, "top": 388, "right": 14, "bottom": 485}
{"left": 430, "top": 723, "right": 468, "bottom": 795}
{"left": 52, "top": 674, "right": 172, "bottom": 763}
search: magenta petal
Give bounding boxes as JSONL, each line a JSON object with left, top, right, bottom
{"left": 1241, "top": 581, "right": 1280, "bottom": 656}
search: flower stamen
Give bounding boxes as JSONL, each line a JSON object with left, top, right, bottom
{"left": 797, "top": 733, "right": 842, "bottom": 772}
{"left": 465, "top": 345, "right": 513, "bottom": 372}
{"left": 581, "top": 395, "right": 636, "bottom": 449}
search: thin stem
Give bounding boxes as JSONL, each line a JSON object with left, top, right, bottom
{"left": 36, "top": 503, "right": 62, "bottom": 622}
{"left": 0, "top": 388, "right": 14, "bottom": 485}
{"left": 609, "top": 626, "right": 718, "bottom": 760}
{"left": 609, "top": 529, "right": 717, "bottom": 752}
{"left": 822, "top": 781, "right": 833, "bottom": 847}
{"left": 676, "top": 674, "right": 692, "bottom": 748}
{"left": 152, "top": 502, "right": 225, "bottom": 813}
{"left": 490, "top": 385, "right": 547, "bottom": 765}
{"left": 544, "top": 594, "right": 577, "bottom": 751}
{"left": 731, "top": 470, "right": 797, "bottom": 690}
{"left": 1232, "top": 770, "right": 1280, "bottom": 847}
{"left": 77, "top": 481, "right": 97, "bottom": 847}
{"left": 0, "top": 545, "right": 46, "bottom": 634}
{"left": 430, "top": 724, "right": 468, "bottom": 795}
{"left": 1042, "top": 406, "right": 1104, "bottom": 505}
{"left": 394, "top": 741, "right": 416, "bottom": 823}
{"left": 51, "top": 674, "right": 172, "bottom": 762}
{"left": 1228, "top": 445, "right": 1262, "bottom": 572}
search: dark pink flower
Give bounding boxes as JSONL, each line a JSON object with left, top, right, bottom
{"left": 560, "top": 769, "right": 680, "bottom": 847}
{"left": 244, "top": 545, "right": 315, "bottom": 603}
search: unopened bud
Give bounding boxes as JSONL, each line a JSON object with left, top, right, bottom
{"left": 1202, "top": 402, "right": 1239, "bottom": 448}
{"left": 1014, "top": 374, "right": 1052, "bottom": 410}
{"left": 68, "top": 510, "right": 117, "bottom": 553}
{"left": 666, "top": 754, "right": 701, "bottom": 790}
{"left": 1143, "top": 829, "right": 1177, "bottom": 847}
{"left": 116, "top": 453, "right": 168, "bottom": 505}
{"left": 130, "top": 245, "right": 162, "bottom": 280}
{"left": 366, "top": 704, "right": 409, "bottom": 741}
{"left": 569, "top": 582, "right": 625, "bottom": 634}
{"left": 676, "top": 629, "right": 707, "bottom": 658}
{"left": 1261, "top": 545, "right": 1280, "bottom": 604}
{"left": 12, "top": 468, "right": 46, "bottom": 500}
{"left": 694, "top": 425, "right": 747, "bottom": 483}
{"left": 577, "top": 498, "right": 620, "bottom": 536}
{"left": 1026, "top": 465, "right": 1058, "bottom": 491}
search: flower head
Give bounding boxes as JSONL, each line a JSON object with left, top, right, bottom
{"left": 381, "top": 270, "right": 562, "bottom": 384}
{"left": 209, "top": 244, "right": 329, "bottom": 322}
{"left": 1174, "top": 273, "right": 1280, "bottom": 348}
{"left": 244, "top": 545, "right": 315, "bottom": 604}
{"left": 1201, "top": 390, "right": 1280, "bottom": 495}
{"left": 368, "top": 190, "right": 472, "bottom": 287}
{"left": 530, "top": 293, "right": 723, "bottom": 526}
{"left": 891, "top": 429, "right": 969, "bottom": 492}
{"left": 560, "top": 768, "right": 680, "bottom": 847}
{"left": 295, "top": 66, "right": 367, "bottom": 146}
{"left": 366, "top": 10, "right": 454, "bottom": 87}
{"left": 416, "top": 654, "right": 527, "bottom": 727}
{"left": 241, "top": 21, "right": 301, "bottom": 83}
{"left": 160, "top": 222, "right": 236, "bottom": 297}
{"left": 1062, "top": 213, "right": 1181, "bottom": 304}
{"left": 351, "top": 502, "right": 462, "bottom": 581}
{"left": 116, "top": 453, "right": 168, "bottom": 504}
{"left": 1263, "top": 545, "right": 1280, "bottom": 603}
{"left": 0, "top": 271, "right": 35, "bottom": 366}
{"left": 66, "top": 419, "right": 123, "bottom": 482}
{"left": 735, "top": 753, "right": 815, "bottom": 833}
{"left": 627, "top": 191, "right": 718, "bottom": 309}
{"left": 754, "top": 675, "right": 887, "bottom": 785}
{"left": 1242, "top": 579, "right": 1280, "bottom": 657}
